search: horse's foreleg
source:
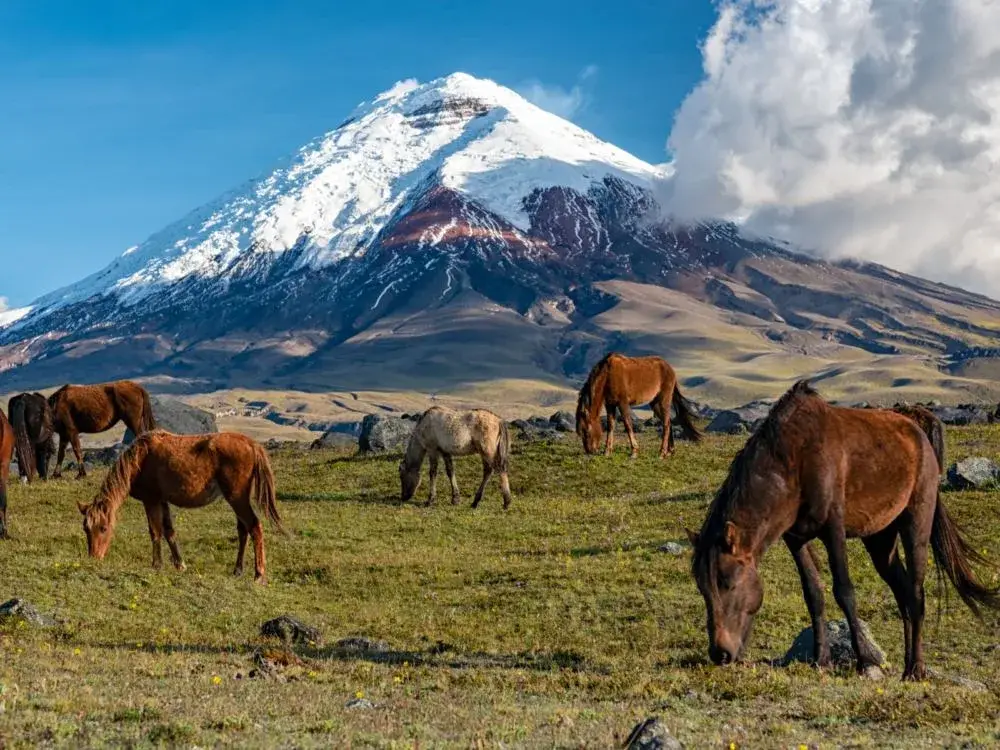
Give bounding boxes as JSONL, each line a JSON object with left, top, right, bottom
{"left": 821, "top": 514, "right": 882, "bottom": 674}
{"left": 604, "top": 406, "right": 617, "bottom": 456}
{"left": 472, "top": 457, "right": 493, "bottom": 509}
{"left": 69, "top": 430, "right": 86, "bottom": 479}
{"left": 443, "top": 455, "right": 460, "bottom": 504}
{"left": 144, "top": 502, "right": 165, "bottom": 570}
{"left": 862, "top": 525, "right": 912, "bottom": 677}
{"left": 499, "top": 472, "right": 512, "bottom": 510}
{"left": 786, "top": 536, "right": 830, "bottom": 667}
{"left": 619, "top": 403, "right": 639, "bottom": 459}
{"left": 427, "top": 451, "right": 439, "bottom": 506}
{"left": 234, "top": 519, "right": 249, "bottom": 577}
{"left": 161, "top": 503, "right": 185, "bottom": 571}
{"left": 53, "top": 435, "right": 67, "bottom": 479}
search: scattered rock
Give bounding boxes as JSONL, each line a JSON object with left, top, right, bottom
{"left": 334, "top": 636, "right": 390, "bottom": 653}
{"left": 947, "top": 457, "right": 1000, "bottom": 490}
{"left": 705, "top": 401, "right": 774, "bottom": 435}
{"left": 511, "top": 421, "right": 567, "bottom": 443}
{"left": 358, "top": 415, "right": 415, "bottom": 453}
{"left": 925, "top": 667, "right": 989, "bottom": 692}
{"left": 622, "top": 717, "right": 683, "bottom": 749}
{"left": 124, "top": 395, "right": 218, "bottom": 443}
{"left": 310, "top": 431, "right": 357, "bottom": 450}
{"left": 0, "top": 598, "right": 57, "bottom": 628}
{"left": 549, "top": 410, "right": 576, "bottom": 432}
{"left": 83, "top": 444, "right": 126, "bottom": 466}
{"left": 260, "top": 615, "right": 323, "bottom": 645}
{"left": 345, "top": 698, "right": 376, "bottom": 710}
{"left": 657, "top": 542, "right": 688, "bottom": 556}
{"left": 783, "top": 619, "right": 886, "bottom": 668}
{"left": 928, "top": 403, "right": 996, "bottom": 426}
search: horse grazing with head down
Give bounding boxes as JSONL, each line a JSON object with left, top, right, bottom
{"left": 8, "top": 393, "right": 55, "bottom": 482}
{"left": 690, "top": 381, "right": 998, "bottom": 681}
{"left": 576, "top": 352, "right": 702, "bottom": 459}
{"left": 49, "top": 380, "right": 156, "bottom": 479}
{"left": 78, "top": 430, "right": 284, "bottom": 583}
{"left": 0, "top": 411, "right": 13, "bottom": 539}
{"left": 400, "top": 406, "right": 512, "bottom": 509}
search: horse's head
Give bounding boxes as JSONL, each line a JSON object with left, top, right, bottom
{"left": 399, "top": 459, "right": 420, "bottom": 503}
{"left": 79, "top": 500, "right": 115, "bottom": 559}
{"left": 575, "top": 404, "right": 602, "bottom": 455}
{"left": 689, "top": 522, "right": 763, "bottom": 665}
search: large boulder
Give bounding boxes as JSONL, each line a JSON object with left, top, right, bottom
{"left": 946, "top": 457, "right": 1000, "bottom": 490}
{"left": 358, "top": 414, "right": 415, "bottom": 453}
{"left": 549, "top": 411, "right": 576, "bottom": 433}
{"left": 123, "top": 395, "right": 217, "bottom": 443}
{"left": 705, "top": 400, "right": 774, "bottom": 435}
{"left": 929, "top": 404, "right": 996, "bottom": 426}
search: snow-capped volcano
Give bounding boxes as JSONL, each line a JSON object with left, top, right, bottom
{"left": 5, "top": 72, "right": 1000, "bottom": 404}
{"left": 23, "top": 73, "right": 662, "bottom": 316}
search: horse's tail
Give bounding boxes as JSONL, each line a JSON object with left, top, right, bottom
{"left": 251, "top": 441, "right": 286, "bottom": 535}
{"left": 139, "top": 387, "right": 156, "bottom": 434}
{"left": 493, "top": 420, "right": 511, "bottom": 473}
{"left": 931, "top": 493, "right": 1000, "bottom": 618}
{"left": 671, "top": 385, "right": 703, "bottom": 443}
{"left": 9, "top": 397, "right": 37, "bottom": 482}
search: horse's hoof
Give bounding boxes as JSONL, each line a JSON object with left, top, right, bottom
{"left": 254, "top": 575, "right": 268, "bottom": 586}
{"left": 232, "top": 566, "right": 243, "bottom": 577}
{"left": 860, "top": 665, "right": 886, "bottom": 681}
{"left": 902, "top": 665, "right": 927, "bottom": 682}
{"left": 175, "top": 562, "right": 187, "bottom": 572}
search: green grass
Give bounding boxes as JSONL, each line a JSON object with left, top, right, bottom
{"left": 2, "top": 428, "right": 1000, "bottom": 747}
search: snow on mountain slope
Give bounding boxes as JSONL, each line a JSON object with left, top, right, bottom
{"left": 20, "top": 72, "right": 663, "bottom": 320}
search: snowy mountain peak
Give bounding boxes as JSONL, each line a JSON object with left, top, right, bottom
{"left": 18, "top": 72, "right": 663, "bottom": 324}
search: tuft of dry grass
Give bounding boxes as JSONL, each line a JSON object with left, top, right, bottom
{"left": 1, "top": 428, "right": 999, "bottom": 747}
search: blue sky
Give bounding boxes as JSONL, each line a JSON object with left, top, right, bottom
{"left": 0, "top": 0, "right": 717, "bottom": 306}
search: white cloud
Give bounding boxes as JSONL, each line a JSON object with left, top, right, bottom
{"left": 518, "top": 65, "right": 598, "bottom": 120}
{"left": 661, "top": 0, "right": 1000, "bottom": 296}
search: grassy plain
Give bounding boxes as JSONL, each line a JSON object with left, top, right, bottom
{"left": 1, "top": 427, "right": 1000, "bottom": 747}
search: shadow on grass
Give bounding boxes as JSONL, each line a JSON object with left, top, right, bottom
{"left": 324, "top": 452, "right": 402, "bottom": 466}
{"left": 278, "top": 491, "right": 400, "bottom": 507}
{"left": 638, "top": 489, "right": 715, "bottom": 506}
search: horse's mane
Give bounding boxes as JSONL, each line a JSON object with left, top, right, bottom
{"left": 576, "top": 352, "right": 619, "bottom": 416}
{"left": 87, "top": 432, "right": 154, "bottom": 525}
{"left": 693, "top": 380, "right": 820, "bottom": 574}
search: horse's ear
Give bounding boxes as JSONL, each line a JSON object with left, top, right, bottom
{"left": 723, "top": 521, "right": 739, "bottom": 553}
{"left": 685, "top": 527, "right": 699, "bottom": 547}
{"left": 77, "top": 501, "right": 88, "bottom": 515}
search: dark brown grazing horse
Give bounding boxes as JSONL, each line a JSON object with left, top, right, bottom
{"left": 892, "top": 404, "right": 945, "bottom": 473}
{"left": 576, "top": 352, "right": 702, "bottom": 459}
{"left": 79, "top": 430, "right": 284, "bottom": 583}
{"left": 49, "top": 380, "right": 156, "bottom": 479}
{"left": 690, "top": 380, "right": 999, "bottom": 681}
{"left": 8, "top": 392, "right": 56, "bottom": 482}
{"left": 0, "top": 411, "right": 13, "bottom": 539}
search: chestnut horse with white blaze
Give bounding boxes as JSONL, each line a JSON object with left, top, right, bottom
{"left": 690, "top": 381, "right": 999, "bottom": 681}
{"left": 0, "top": 411, "right": 14, "bottom": 539}
{"left": 79, "top": 430, "right": 284, "bottom": 583}
{"left": 49, "top": 380, "right": 156, "bottom": 478}
{"left": 575, "top": 352, "right": 702, "bottom": 458}
{"left": 400, "top": 406, "right": 512, "bottom": 509}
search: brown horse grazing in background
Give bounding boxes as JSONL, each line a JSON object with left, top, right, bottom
{"left": 0, "top": 412, "right": 13, "bottom": 539}
{"left": 576, "top": 352, "right": 702, "bottom": 459}
{"left": 891, "top": 404, "right": 945, "bottom": 474}
{"left": 78, "top": 430, "right": 284, "bottom": 584}
{"left": 49, "top": 380, "right": 156, "bottom": 479}
{"left": 8, "top": 392, "right": 56, "bottom": 482}
{"left": 690, "top": 380, "right": 999, "bottom": 681}
{"left": 400, "top": 406, "right": 512, "bottom": 509}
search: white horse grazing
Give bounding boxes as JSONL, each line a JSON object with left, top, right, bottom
{"left": 399, "top": 406, "right": 512, "bottom": 509}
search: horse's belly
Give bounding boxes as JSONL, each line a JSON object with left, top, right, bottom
{"left": 844, "top": 493, "right": 910, "bottom": 537}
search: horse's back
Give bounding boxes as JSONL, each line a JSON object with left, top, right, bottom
{"left": 606, "top": 353, "right": 674, "bottom": 404}
{"left": 135, "top": 430, "right": 257, "bottom": 505}
{"left": 416, "top": 406, "right": 498, "bottom": 455}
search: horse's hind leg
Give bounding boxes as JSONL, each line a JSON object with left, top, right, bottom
{"left": 652, "top": 398, "right": 672, "bottom": 459}
{"left": 820, "top": 514, "right": 883, "bottom": 674}
{"left": 161, "top": 503, "right": 185, "bottom": 571}
{"left": 144, "top": 502, "right": 165, "bottom": 570}
{"left": 862, "top": 524, "right": 913, "bottom": 677}
{"left": 443, "top": 455, "right": 460, "bottom": 504}
{"left": 233, "top": 519, "right": 249, "bottom": 577}
{"left": 899, "top": 506, "right": 931, "bottom": 681}
{"left": 498, "top": 471, "right": 512, "bottom": 510}
{"left": 785, "top": 536, "right": 830, "bottom": 667}
{"left": 472, "top": 457, "right": 493, "bottom": 509}
{"left": 427, "top": 451, "right": 439, "bottom": 506}
{"left": 619, "top": 403, "right": 639, "bottom": 459}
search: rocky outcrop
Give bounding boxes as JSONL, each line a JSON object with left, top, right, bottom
{"left": 124, "top": 395, "right": 217, "bottom": 443}
{"left": 358, "top": 415, "right": 416, "bottom": 453}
